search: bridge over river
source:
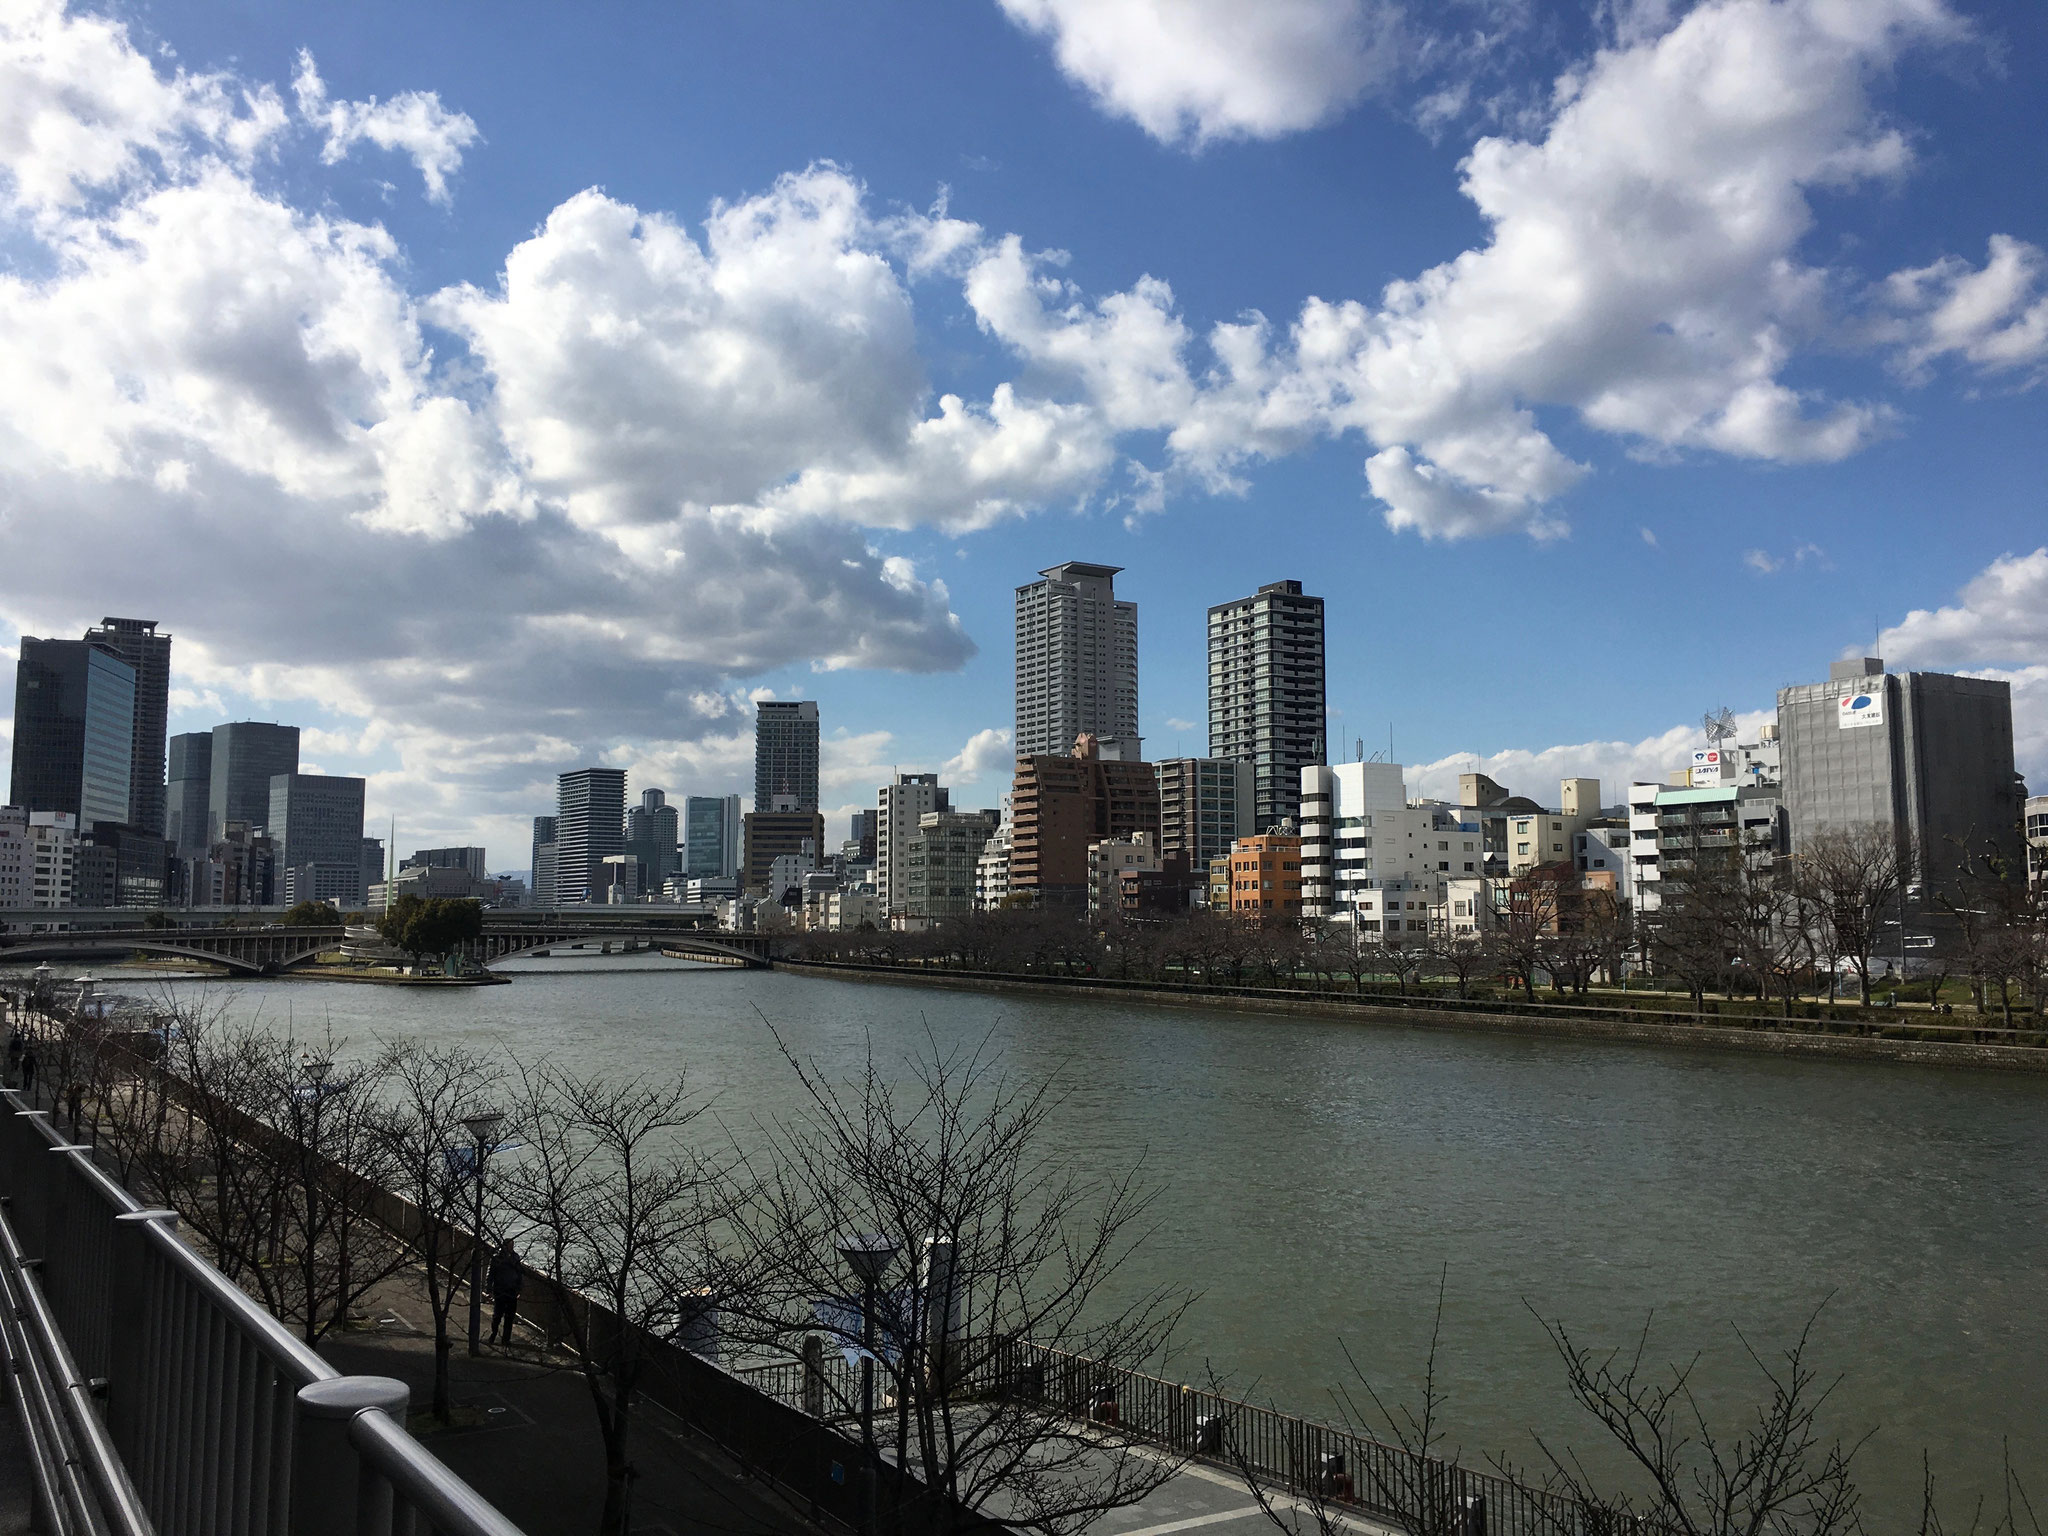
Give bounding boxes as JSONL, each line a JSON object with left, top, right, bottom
{"left": 0, "top": 910, "right": 778, "bottom": 976}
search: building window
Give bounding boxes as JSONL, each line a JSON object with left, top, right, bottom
{"left": 1516, "top": 842, "right": 1529, "bottom": 856}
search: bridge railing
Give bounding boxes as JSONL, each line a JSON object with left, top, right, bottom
{"left": 0, "top": 1088, "right": 529, "bottom": 1536}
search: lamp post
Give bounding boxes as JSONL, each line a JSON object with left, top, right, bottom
{"left": 836, "top": 1232, "right": 898, "bottom": 1536}
{"left": 462, "top": 1110, "right": 504, "bottom": 1355}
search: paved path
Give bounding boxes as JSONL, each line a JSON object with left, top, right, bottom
{"left": 330, "top": 1279, "right": 827, "bottom": 1536}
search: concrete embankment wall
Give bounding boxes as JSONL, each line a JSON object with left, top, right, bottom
{"left": 772, "top": 960, "right": 2048, "bottom": 1075}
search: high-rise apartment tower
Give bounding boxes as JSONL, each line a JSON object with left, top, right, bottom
{"left": 82, "top": 618, "right": 172, "bottom": 837}
{"left": 1014, "top": 562, "right": 1140, "bottom": 761}
{"left": 1208, "top": 580, "right": 1326, "bottom": 833}
{"left": 754, "top": 701, "right": 820, "bottom": 812}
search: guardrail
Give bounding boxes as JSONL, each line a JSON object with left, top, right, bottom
{"left": 0, "top": 1087, "right": 529, "bottom": 1536}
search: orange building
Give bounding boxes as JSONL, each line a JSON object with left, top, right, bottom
{"left": 1227, "top": 833, "right": 1302, "bottom": 921}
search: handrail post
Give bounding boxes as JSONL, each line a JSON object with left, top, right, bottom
{"left": 107, "top": 1210, "right": 178, "bottom": 1481}
{"left": 293, "top": 1376, "right": 410, "bottom": 1536}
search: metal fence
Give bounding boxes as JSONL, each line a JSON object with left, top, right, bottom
{"left": 0, "top": 1087, "right": 529, "bottom": 1536}
{"left": 743, "top": 1334, "right": 1600, "bottom": 1536}
{"left": 970, "top": 1340, "right": 1592, "bottom": 1536}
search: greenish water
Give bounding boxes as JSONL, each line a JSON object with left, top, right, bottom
{"left": 76, "top": 957, "right": 2048, "bottom": 1516}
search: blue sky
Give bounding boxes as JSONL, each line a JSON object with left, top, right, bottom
{"left": 0, "top": 0, "right": 2043, "bottom": 869}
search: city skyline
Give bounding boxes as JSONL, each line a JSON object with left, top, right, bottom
{"left": 0, "top": 1, "right": 2042, "bottom": 871}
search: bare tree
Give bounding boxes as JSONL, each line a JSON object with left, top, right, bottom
{"left": 1522, "top": 1306, "right": 1867, "bottom": 1536}
{"left": 1793, "top": 825, "right": 1912, "bottom": 1007}
{"left": 374, "top": 1040, "right": 504, "bottom": 1422}
{"left": 725, "top": 1032, "right": 1190, "bottom": 1536}
{"left": 499, "top": 1063, "right": 728, "bottom": 1536}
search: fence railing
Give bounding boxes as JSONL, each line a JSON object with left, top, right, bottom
{"left": 0, "top": 1087, "right": 529, "bottom": 1536}
{"left": 743, "top": 1334, "right": 1599, "bottom": 1536}
{"left": 978, "top": 1340, "right": 1598, "bottom": 1536}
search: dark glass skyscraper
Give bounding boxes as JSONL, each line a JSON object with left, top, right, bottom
{"left": 555, "top": 768, "right": 627, "bottom": 903}
{"left": 82, "top": 618, "right": 172, "bottom": 836}
{"left": 683, "top": 794, "right": 740, "bottom": 879}
{"left": 167, "top": 731, "right": 213, "bottom": 858}
{"left": 208, "top": 723, "right": 299, "bottom": 843}
{"left": 9, "top": 638, "right": 135, "bottom": 829}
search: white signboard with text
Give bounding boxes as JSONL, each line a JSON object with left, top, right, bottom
{"left": 1838, "top": 689, "right": 1884, "bottom": 729}
{"left": 1690, "top": 748, "right": 1725, "bottom": 785}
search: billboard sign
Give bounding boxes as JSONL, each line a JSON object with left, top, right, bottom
{"left": 1838, "top": 689, "right": 1884, "bottom": 729}
{"left": 1689, "top": 748, "right": 1724, "bottom": 786}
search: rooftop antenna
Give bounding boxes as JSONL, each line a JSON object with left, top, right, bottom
{"left": 1355, "top": 737, "right": 1364, "bottom": 762}
{"left": 1703, "top": 707, "right": 1737, "bottom": 747}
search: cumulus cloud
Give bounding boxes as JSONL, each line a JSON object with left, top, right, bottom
{"left": 974, "top": 0, "right": 2017, "bottom": 540}
{"left": 942, "top": 727, "right": 1015, "bottom": 784}
{"left": 1883, "top": 235, "right": 2048, "bottom": 383}
{"left": 291, "top": 51, "right": 479, "bottom": 205}
{"left": 1879, "top": 550, "right": 2048, "bottom": 784}
{"left": 995, "top": 0, "right": 1406, "bottom": 145}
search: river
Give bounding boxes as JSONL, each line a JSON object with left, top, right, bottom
{"left": 46, "top": 954, "right": 2048, "bottom": 1516}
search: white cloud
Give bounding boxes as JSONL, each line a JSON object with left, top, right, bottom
{"left": 291, "top": 51, "right": 479, "bottom": 205}
{"left": 975, "top": 0, "right": 1997, "bottom": 541}
{"left": 1880, "top": 549, "right": 2048, "bottom": 670}
{"left": 0, "top": 0, "right": 287, "bottom": 215}
{"left": 1877, "top": 550, "right": 2048, "bottom": 785}
{"left": 1883, "top": 235, "right": 2048, "bottom": 383}
{"left": 995, "top": 0, "right": 1404, "bottom": 146}
{"left": 942, "top": 727, "right": 1014, "bottom": 784}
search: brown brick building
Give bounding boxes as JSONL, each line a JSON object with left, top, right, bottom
{"left": 1010, "top": 734, "right": 1160, "bottom": 907}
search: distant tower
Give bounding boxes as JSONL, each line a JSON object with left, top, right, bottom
{"left": 82, "top": 618, "right": 172, "bottom": 836}
{"left": 10, "top": 637, "right": 136, "bottom": 828}
{"left": 207, "top": 723, "right": 300, "bottom": 845}
{"left": 1013, "top": 561, "right": 1140, "bottom": 761}
{"left": 753, "top": 701, "right": 820, "bottom": 812}
{"left": 554, "top": 768, "right": 628, "bottom": 904}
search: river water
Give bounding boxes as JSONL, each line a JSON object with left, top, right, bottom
{"left": 54, "top": 955, "right": 2048, "bottom": 1517}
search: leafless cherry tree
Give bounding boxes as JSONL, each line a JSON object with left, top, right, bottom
{"left": 724, "top": 1031, "right": 1190, "bottom": 1536}
{"left": 498, "top": 1063, "right": 729, "bottom": 1536}
{"left": 374, "top": 1040, "right": 505, "bottom": 1422}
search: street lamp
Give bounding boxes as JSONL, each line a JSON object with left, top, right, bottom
{"left": 836, "top": 1232, "right": 899, "bottom": 1536}
{"left": 462, "top": 1110, "right": 505, "bottom": 1355}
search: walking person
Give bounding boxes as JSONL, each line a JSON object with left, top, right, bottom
{"left": 487, "top": 1239, "right": 523, "bottom": 1346}
{"left": 19, "top": 1047, "right": 37, "bottom": 1102}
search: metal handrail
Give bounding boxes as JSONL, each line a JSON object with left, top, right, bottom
{"left": 0, "top": 1087, "right": 533, "bottom": 1536}
{"left": 0, "top": 1190, "right": 154, "bottom": 1535}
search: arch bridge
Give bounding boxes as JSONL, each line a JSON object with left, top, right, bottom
{"left": 0, "top": 924, "right": 778, "bottom": 975}
{"left": 477, "top": 924, "right": 776, "bottom": 968}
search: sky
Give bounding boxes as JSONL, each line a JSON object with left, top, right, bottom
{"left": 0, "top": 0, "right": 2043, "bottom": 873}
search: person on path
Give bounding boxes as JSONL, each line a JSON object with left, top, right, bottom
{"left": 487, "top": 1239, "right": 523, "bottom": 1345}
{"left": 19, "top": 1047, "right": 37, "bottom": 1100}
